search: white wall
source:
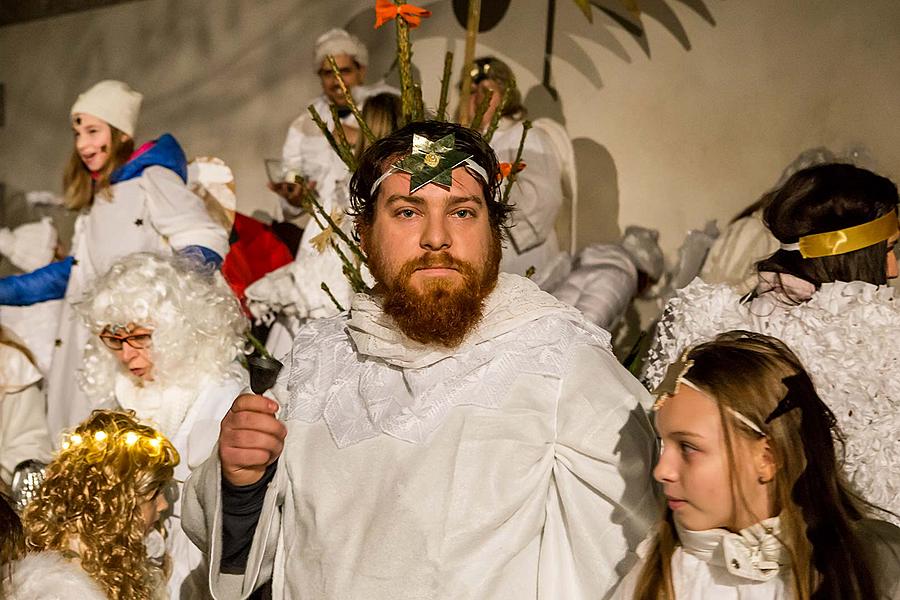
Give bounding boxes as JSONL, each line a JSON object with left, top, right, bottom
{"left": 2, "top": 0, "right": 899, "bottom": 259}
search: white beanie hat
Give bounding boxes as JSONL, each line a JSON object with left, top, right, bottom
{"left": 70, "top": 80, "right": 143, "bottom": 138}
{"left": 314, "top": 28, "right": 368, "bottom": 68}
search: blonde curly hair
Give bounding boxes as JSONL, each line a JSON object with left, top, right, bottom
{"left": 22, "top": 410, "right": 179, "bottom": 599}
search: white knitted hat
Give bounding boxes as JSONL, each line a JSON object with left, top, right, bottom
{"left": 70, "top": 80, "right": 143, "bottom": 137}
{"left": 314, "top": 28, "right": 368, "bottom": 68}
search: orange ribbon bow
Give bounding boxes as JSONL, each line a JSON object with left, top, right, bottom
{"left": 498, "top": 161, "right": 527, "bottom": 180}
{"left": 375, "top": 0, "right": 432, "bottom": 29}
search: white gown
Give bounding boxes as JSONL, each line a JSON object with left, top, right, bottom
{"left": 183, "top": 274, "right": 658, "bottom": 600}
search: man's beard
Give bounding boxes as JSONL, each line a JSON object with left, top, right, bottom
{"left": 367, "top": 234, "right": 501, "bottom": 348}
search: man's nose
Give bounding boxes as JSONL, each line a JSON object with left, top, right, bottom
{"left": 420, "top": 214, "right": 451, "bottom": 251}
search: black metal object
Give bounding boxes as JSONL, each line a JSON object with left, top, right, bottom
{"left": 247, "top": 354, "right": 283, "bottom": 395}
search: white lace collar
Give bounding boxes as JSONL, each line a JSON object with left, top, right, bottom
{"left": 284, "top": 273, "right": 611, "bottom": 447}
{"left": 115, "top": 373, "right": 205, "bottom": 440}
{"left": 346, "top": 273, "right": 583, "bottom": 369}
{"left": 676, "top": 516, "right": 788, "bottom": 582}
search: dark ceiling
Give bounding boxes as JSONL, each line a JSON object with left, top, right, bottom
{"left": 0, "top": 0, "right": 143, "bottom": 27}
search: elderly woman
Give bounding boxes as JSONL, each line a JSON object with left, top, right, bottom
{"left": 644, "top": 163, "right": 900, "bottom": 525}
{"left": 75, "top": 252, "right": 247, "bottom": 599}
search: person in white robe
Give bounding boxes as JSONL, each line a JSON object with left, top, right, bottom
{"left": 75, "top": 253, "right": 247, "bottom": 599}
{"left": 644, "top": 163, "right": 900, "bottom": 526}
{"left": 182, "top": 121, "right": 658, "bottom": 600}
{"left": 0, "top": 328, "right": 52, "bottom": 502}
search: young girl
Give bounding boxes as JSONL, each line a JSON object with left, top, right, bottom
{"left": 20, "top": 409, "right": 179, "bottom": 600}
{"left": 0, "top": 80, "right": 229, "bottom": 441}
{"left": 618, "top": 331, "right": 900, "bottom": 599}
{"left": 644, "top": 164, "right": 900, "bottom": 524}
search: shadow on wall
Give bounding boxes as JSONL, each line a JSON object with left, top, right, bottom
{"left": 525, "top": 84, "right": 621, "bottom": 249}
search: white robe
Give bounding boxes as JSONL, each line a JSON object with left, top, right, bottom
{"left": 183, "top": 273, "right": 658, "bottom": 599}
{"left": 45, "top": 166, "right": 229, "bottom": 443}
{"left": 0, "top": 343, "right": 52, "bottom": 486}
{"left": 115, "top": 371, "right": 246, "bottom": 600}
{"left": 493, "top": 118, "right": 570, "bottom": 290}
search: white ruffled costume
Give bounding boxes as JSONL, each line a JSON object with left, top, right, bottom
{"left": 613, "top": 517, "right": 791, "bottom": 599}
{"left": 644, "top": 276, "right": 900, "bottom": 523}
{"left": 183, "top": 273, "right": 658, "bottom": 600}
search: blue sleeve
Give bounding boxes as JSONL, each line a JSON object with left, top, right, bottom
{"left": 178, "top": 245, "right": 224, "bottom": 269}
{"left": 0, "top": 256, "right": 73, "bottom": 306}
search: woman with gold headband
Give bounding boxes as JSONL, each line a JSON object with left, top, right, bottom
{"left": 9, "top": 410, "right": 178, "bottom": 600}
{"left": 643, "top": 163, "right": 900, "bottom": 525}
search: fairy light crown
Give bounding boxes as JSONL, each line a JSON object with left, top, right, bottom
{"left": 369, "top": 133, "right": 490, "bottom": 196}
{"left": 59, "top": 410, "right": 178, "bottom": 464}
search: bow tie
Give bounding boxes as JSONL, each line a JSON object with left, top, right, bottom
{"left": 334, "top": 106, "right": 352, "bottom": 119}
{"left": 678, "top": 517, "right": 788, "bottom": 582}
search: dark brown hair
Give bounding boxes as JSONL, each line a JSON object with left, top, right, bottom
{"left": 348, "top": 120, "right": 511, "bottom": 232}
{"left": 756, "top": 163, "right": 899, "bottom": 290}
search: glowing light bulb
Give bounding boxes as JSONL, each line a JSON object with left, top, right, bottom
{"left": 94, "top": 430, "right": 108, "bottom": 442}
{"left": 62, "top": 441, "right": 71, "bottom": 450}
{"left": 70, "top": 434, "right": 83, "bottom": 445}
{"left": 124, "top": 432, "right": 139, "bottom": 446}
{"left": 149, "top": 437, "right": 161, "bottom": 449}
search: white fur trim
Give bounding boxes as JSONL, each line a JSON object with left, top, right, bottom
{"left": 4, "top": 552, "right": 106, "bottom": 600}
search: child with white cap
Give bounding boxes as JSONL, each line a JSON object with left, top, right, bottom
{"left": 0, "top": 79, "right": 230, "bottom": 441}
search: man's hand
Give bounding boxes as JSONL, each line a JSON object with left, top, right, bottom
{"left": 219, "top": 394, "right": 287, "bottom": 487}
{"left": 267, "top": 179, "right": 317, "bottom": 208}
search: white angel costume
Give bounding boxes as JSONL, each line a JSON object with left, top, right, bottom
{"left": 644, "top": 275, "right": 900, "bottom": 524}
{"left": 183, "top": 274, "right": 658, "bottom": 600}
{"left": 0, "top": 342, "right": 52, "bottom": 488}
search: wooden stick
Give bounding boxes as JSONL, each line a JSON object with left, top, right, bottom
{"left": 501, "top": 120, "right": 532, "bottom": 206}
{"left": 329, "top": 104, "right": 358, "bottom": 171}
{"left": 457, "top": 0, "right": 482, "bottom": 124}
{"left": 483, "top": 85, "right": 512, "bottom": 143}
{"left": 308, "top": 104, "right": 354, "bottom": 170}
{"left": 468, "top": 88, "right": 493, "bottom": 132}
{"left": 436, "top": 51, "right": 454, "bottom": 121}
{"left": 327, "top": 55, "right": 376, "bottom": 143}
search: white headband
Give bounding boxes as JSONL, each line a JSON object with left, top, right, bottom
{"left": 369, "top": 159, "right": 490, "bottom": 197}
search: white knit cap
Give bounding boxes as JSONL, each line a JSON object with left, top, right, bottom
{"left": 314, "top": 28, "right": 368, "bottom": 68}
{"left": 70, "top": 80, "right": 143, "bottom": 138}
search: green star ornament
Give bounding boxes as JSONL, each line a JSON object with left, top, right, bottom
{"left": 394, "top": 133, "right": 472, "bottom": 193}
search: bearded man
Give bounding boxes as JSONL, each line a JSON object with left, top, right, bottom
{"left": 183, "top": 121, "right": 657, "bottom": 600}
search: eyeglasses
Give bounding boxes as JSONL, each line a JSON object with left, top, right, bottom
{"left": 99, "top": 332, "right": 153, "bottom": 351}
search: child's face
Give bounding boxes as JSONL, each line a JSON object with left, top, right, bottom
{"left": 72, "top": 113, "right": 113, "bottom": 172}
{"left": 139, "top": 487, "right": 170, "bottom": 534}
{"left": 653, "top": 385, "right": 772, "bottom": 532}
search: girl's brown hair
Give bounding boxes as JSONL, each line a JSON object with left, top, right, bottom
{"left": 23, "top": 410, "right": 178, "bottom": 599}
{"left": 63, "top": 123, "right": 134, "bottom": 210}
{"left": 634, "top": 331, "right": 878, "bottom": 600}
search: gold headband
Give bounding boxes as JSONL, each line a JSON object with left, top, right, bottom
{"left": 780, "top": 211, "right": 898, "bottom": 259}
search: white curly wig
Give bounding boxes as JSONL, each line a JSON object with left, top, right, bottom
{"left": 75, "top": 253, "right": 248, "bottom": 403}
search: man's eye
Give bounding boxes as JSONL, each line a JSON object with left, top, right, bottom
{"left": 397, "top": 209, "right": 416, "bottom": 218}
{"left": 453, "top": 209, "right": 473, "bottom": 218}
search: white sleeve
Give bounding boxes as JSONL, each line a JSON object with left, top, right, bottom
{"left": 502, "top": 127, "right": 565, "bottom": 253}
{"left": 140, "top": 166, "right": 230, "bottom": 258}
{"left": 0, "top": 347, "right": 52, "bottom": 484}
{"left": 280, "top": 117, "right": 309, "bottom": 220}
{"left": 539, "top": 344, "right": 657, "bottom": 599}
